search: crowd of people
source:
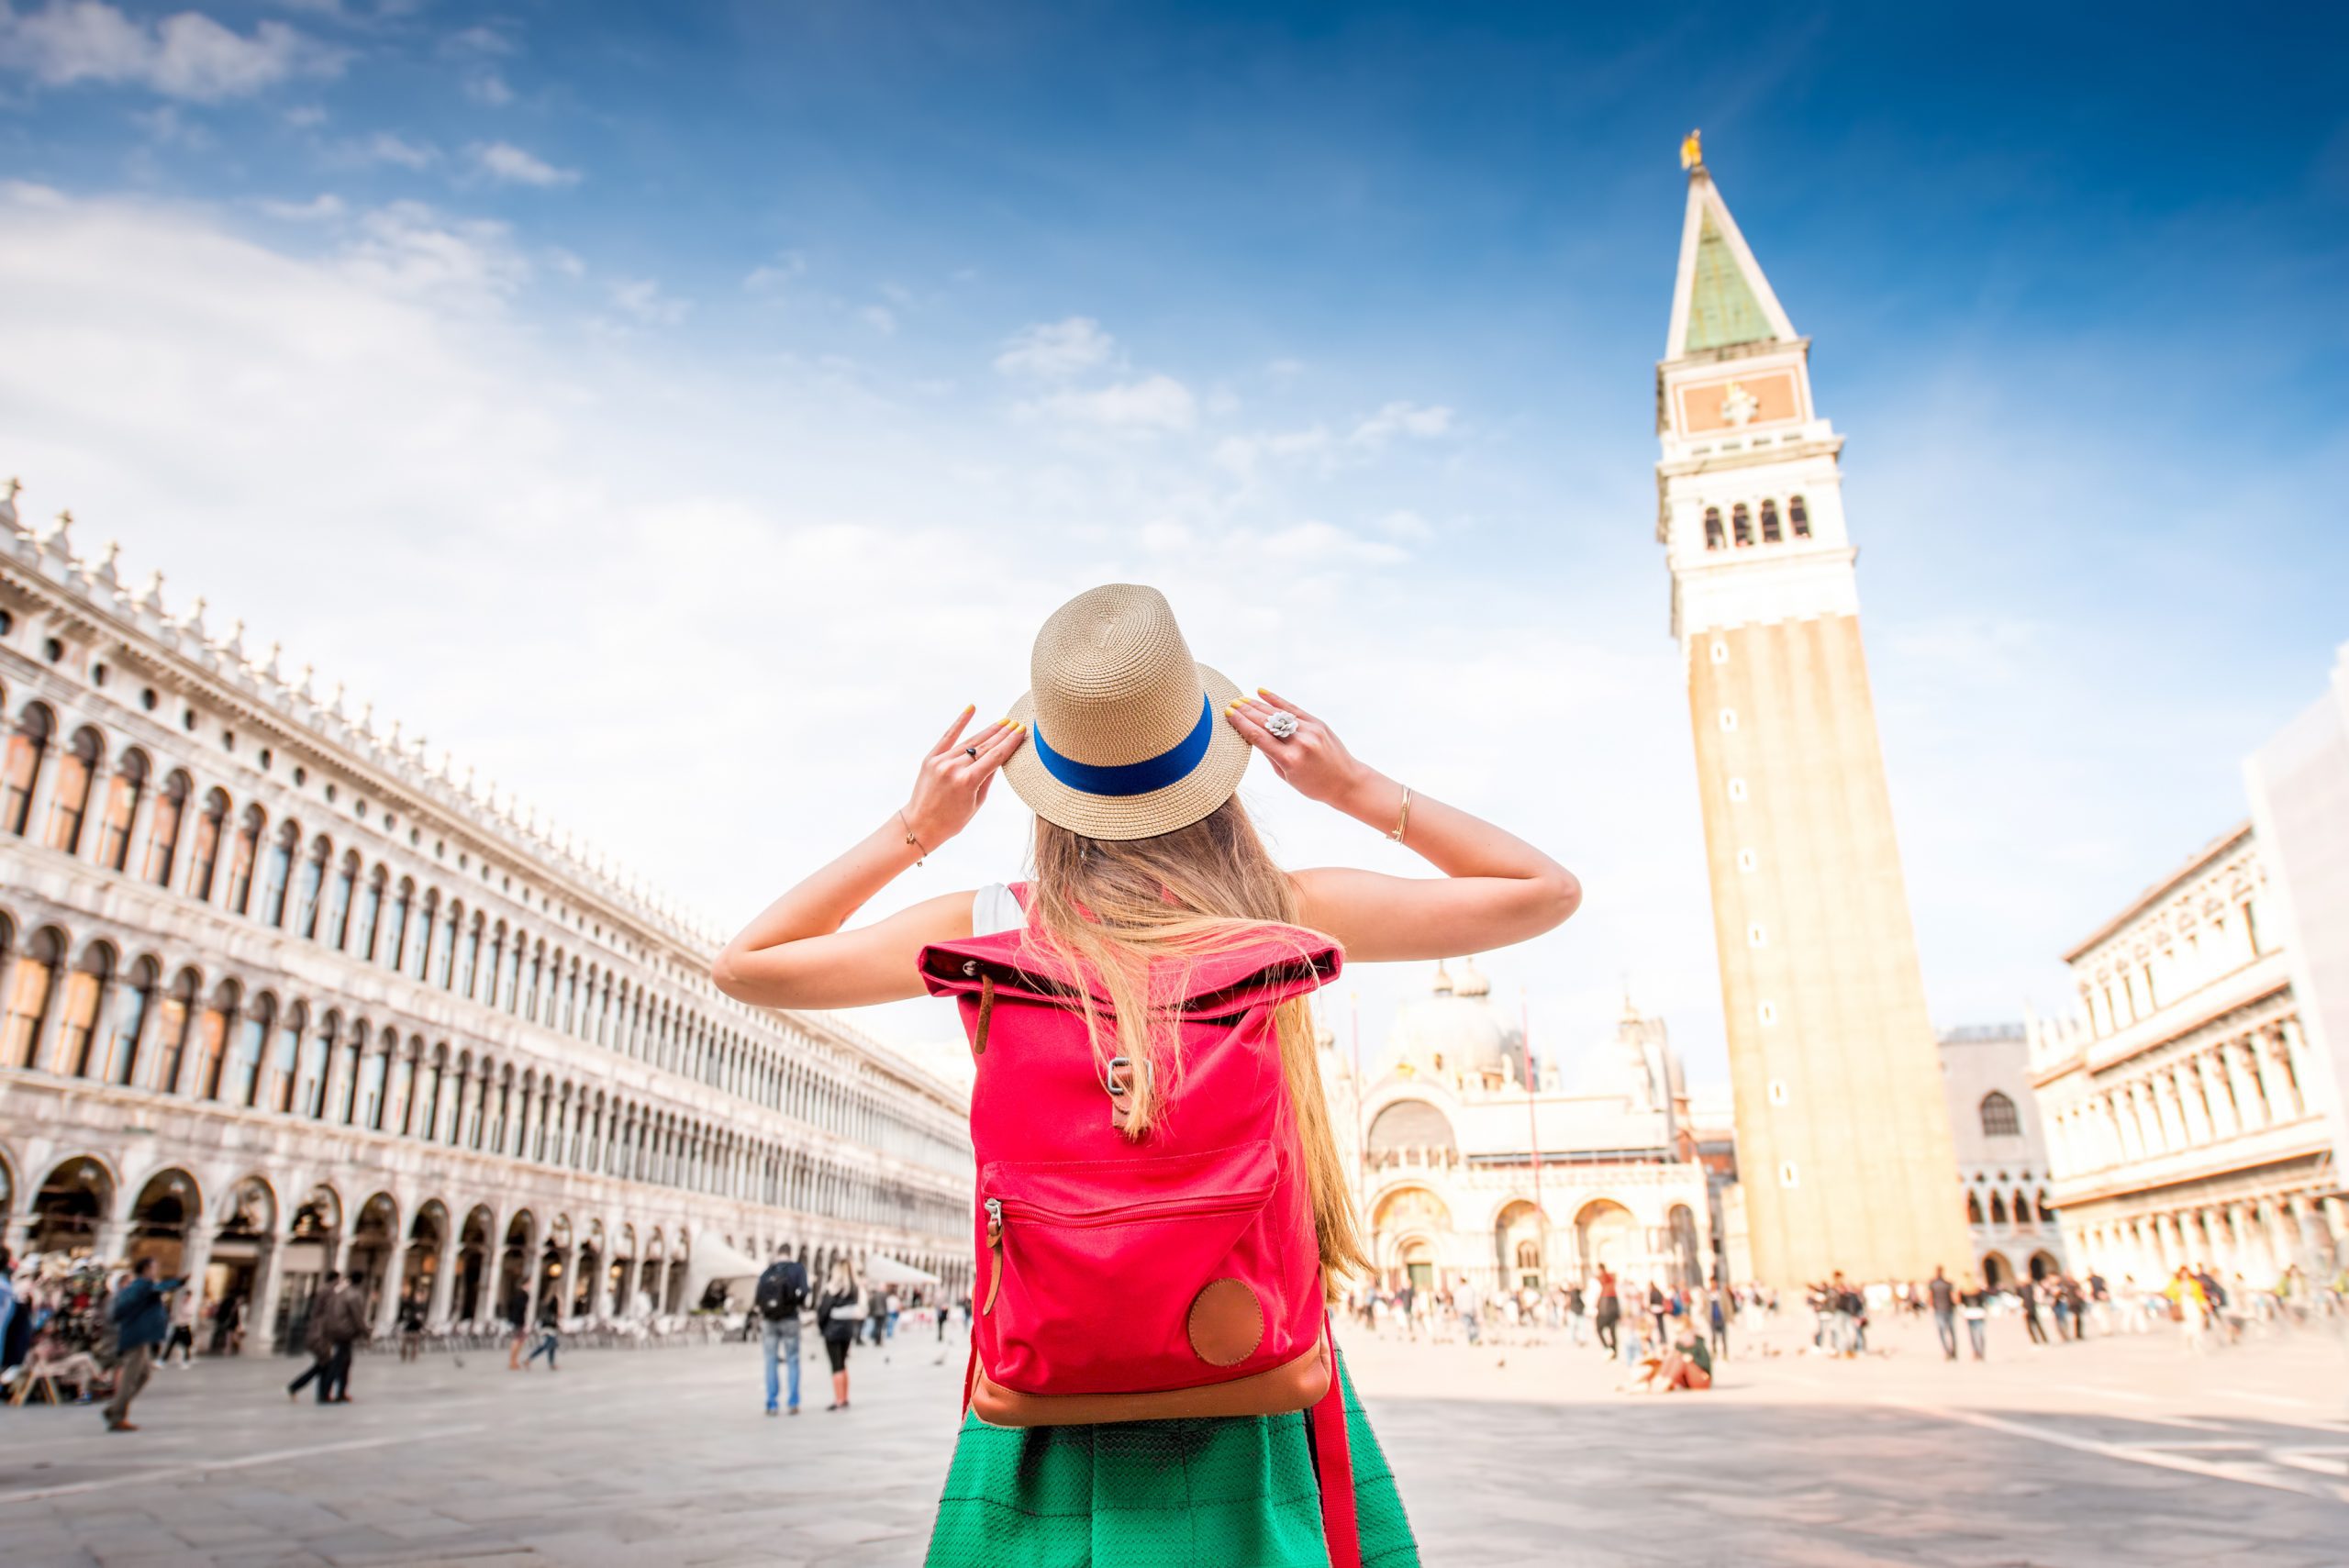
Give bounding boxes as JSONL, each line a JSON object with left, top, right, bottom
{"left": 1340, "top": 1256, "right": 2349, "bottom": 1384}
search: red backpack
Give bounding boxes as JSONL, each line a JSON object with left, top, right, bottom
{"left": 920, "top": 889, "right": 1363, "bottom": 1567}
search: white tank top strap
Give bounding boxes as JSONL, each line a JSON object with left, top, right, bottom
{"left": 971, "top": 882, "right": 1024, "bottom": 938}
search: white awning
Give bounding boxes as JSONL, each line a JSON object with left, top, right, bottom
{"left": 861, "top": 1253, "right": 941, "bottom": 1287}
{"left": 684, "top": 1232, "right": 765, "bottom": 1298}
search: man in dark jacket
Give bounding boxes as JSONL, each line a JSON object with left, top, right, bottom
{"left": 103, "top": 1258, "right": 184, "bottom": 1432}
{"left": 287, "top": 1271, "right": 343, "bottom": 1402}
{"left": 318, "top": 1273, "right": 369, "bottom": 1403}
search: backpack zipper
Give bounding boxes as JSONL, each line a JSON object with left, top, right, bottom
{"left": 978, "top": 1187, "right": 1266, "bottom": 1317}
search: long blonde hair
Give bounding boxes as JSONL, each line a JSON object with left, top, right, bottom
{"left": 1026, "top": 796, "right": 1367, "bottom": 1290}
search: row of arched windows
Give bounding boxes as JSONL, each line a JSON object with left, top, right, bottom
{"left": 1700, "top": 495, "right": 1810, "bottom": 551}
{"left": 0, "top": 916, "right": 966, "bottom": 1240}
{"left": 2, "top": 685, "right": 965, "bottom": 1174}
{"left": 1967, "top": 1185, "right": 2050, "bottom": 1228}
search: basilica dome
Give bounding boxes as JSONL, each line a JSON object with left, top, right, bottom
{"left": 1385, "top": 960, "right": 1525, "bottom": 1084}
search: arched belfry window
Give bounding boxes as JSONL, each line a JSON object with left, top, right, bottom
{"left": 1980, "top": 1091, "right": 2021, "bottom": 1138}
{"left": 1788, "top": 495, "right": 1811, "bottom": 539}
{"left": 1760, "top": 499, "right": 1782, "bottom": 544}
{"left": 1702, "top": 507, "right": 1724, "bottom": 550}
{"left": 1731, "top": 504, "right": 1753, "bottom": 547}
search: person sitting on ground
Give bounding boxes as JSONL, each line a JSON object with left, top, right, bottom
{"left": 21, "top": 1324, "right": 108, "bottom": 1402}
{"left": 1637, "top": 1320, "right": 1713, "bottom": 1393}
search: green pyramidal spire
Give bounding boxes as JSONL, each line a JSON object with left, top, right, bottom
{"left": 1685, "top": 208, "right": 1776, "bottom": 352}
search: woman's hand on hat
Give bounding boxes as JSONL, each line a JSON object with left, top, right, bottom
{"left": 1225, "top": 689, "right": 1372, "bottom": 810}
{"left": 906, "top": 705, "right": 1027, "bottom": 847}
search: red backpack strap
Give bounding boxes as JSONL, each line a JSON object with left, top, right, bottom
{"left": 1309, "top": 1319, "right": 1362, "bottom": 1568}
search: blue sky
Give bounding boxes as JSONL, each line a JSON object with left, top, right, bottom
{"left": 3, "top": 1, "right": 2344, "bottom": 1087}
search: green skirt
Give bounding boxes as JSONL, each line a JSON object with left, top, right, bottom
{"left": 924, "top": 1357, "right": 1419, "bottom": 1568}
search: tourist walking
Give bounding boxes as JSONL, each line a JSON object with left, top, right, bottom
{"left": 2019, "top": 1277, "right": 2049, "bottom": 1346}
{"left": 1959, "top": 1280, "right": 1989, "bottom": 1360}
{"left": 162, "top": 1284, "right": 199, "bottom": 1367}
{"left": 754, "top": 1246, "right": 808, "bottom": 1416}
{"left": 712, "top": 582, "right": 1580, "bottom": 1566}
{"left": 1454, "top": 1274, "right": 1483, "bottom": 1346}
{"left": 524, "top": 1296, "right": 561, "bottom": 1371}
{"left": 287, "top": 1270, "right": 345, "bottom": 1401}
{"left": 101, "top": 1257, "right": 183, "bottom": 1432}
{"left": 316, "top": 1272, "right": 367, "bottom": 1401}
{"left": 815, "top": 1259, "right": 863, "bottom": 1410}
{"left": 1595, "top": 1266, "right": 1621, "bottom": 1353}
{"left": 1929, "top": 1266, "right": 1958, "bottom": 1361}
{"left": 1707, "top": 1288, "right": 1729, "bottom": 1362}
{"left": 1564, "top": 1283, "right": 1588, "bottom": 1347}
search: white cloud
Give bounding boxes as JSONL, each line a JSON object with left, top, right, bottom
{"left": 607, "top": 276, "right": 689, "bottom": 327}
{"left": 471, "top": 140, "right": 578, "bottom": 188}
{"left": 1349, "top": 400, "right": 1453, "bottom": 446}
{"left": 339, "top": 200, "right": 529, "bottom": 309}
{"left": 0, "top": 1, "right": 344, "bottom": 101}
{"left": 281, "top": 102, "right": 325, "bottom": 128}
{"left": 258, "top": 192, "right": 344, "bottom": 222}
{"left": 995, "top": 316, "right": 1116, "bottom": 380}
{"left": 742, "top": 250, "right": 806, "bottom": 293}
{"left": 463, "top": 72, "right": 513, "bottom": 106}
{"left": 337, "top": 130, "right": 437, "bottom": 170}
{"left": 1025, "top": 373, "right": 1197, "bottom": 433}
{"left": 858, "top": 304, "right": 896, "bottom": 335}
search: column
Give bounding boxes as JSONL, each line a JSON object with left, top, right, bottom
{"left": 246, "top": 1236, "right": 288, "bottom": 1357}
{"left": 2223, "top": 1042, "right": 2267, "bottom": 1130}
{"left": 2175, "top": 1066, "right": 2213, "bottom": 1146}
{"left": 426, "top": 1228, "right": 460, "bottom": 1330}
{"left": 373, "top": 1239, "right": 408, "bottom": 1340}
{"left": 2278, "top": 1019, "right": 2319, "bottom": 1115}
{"left": 120, "top": 775, "right": 159, "bottom": 878}
{"left": 2201, "top": 1051, "right": 2241, "bottom": 1139}
{"left": 520, "top": 1241, "right": 545, "bottom": 1330}
{"left": 328, "top": 1227, "right": 353, "bottom": 1279}
{"left": 177, "top": 1222, "right": 216, "bottom": 1329}
{"left": 2265, "top": 1031, "right": 2306, "bottom": 1118}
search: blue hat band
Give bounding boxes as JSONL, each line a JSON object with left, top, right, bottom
{"left": 1031, "top": 693, "right": 1215, "bottom": 798}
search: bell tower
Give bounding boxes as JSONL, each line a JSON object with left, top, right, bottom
{"left": 1654, "top": 135, "right": 1969, "bottom": 1288}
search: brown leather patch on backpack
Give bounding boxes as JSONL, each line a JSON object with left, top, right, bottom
{"left": 1186, "top": 1277, "right": 1264, "bottom": 1367}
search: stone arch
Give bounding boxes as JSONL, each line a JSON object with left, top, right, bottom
{"left": 1494, "top": 1197, "right": 1546, "bottom": 1289}
{"left": 1981, "top": 1251, "right": 2012, "bottom": 1287}
{"left": 30, "top": 1150, "right": 119, "bottom": 1255}
{"left": 497, "top": 1208, "right": 536, "bottom": 1323}
{"left": 1667, "top": 1203, "right": 1703, "bottom": 1288}
{"left": 347, "top": 1191, "right": 401, "bottom": 1321}
{"left": 2028, "top": 1249, "right": 2059, "bottom": 1283}
{"left": 1574, "top": 1198, "right": 1639, "bottom": 1281}
{"left": 128, "top": 1164, "right": 203, "bottom": 1275}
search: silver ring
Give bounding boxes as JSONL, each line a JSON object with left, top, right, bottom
{"left": 1264, "top": 710, "right": 1300, "bottom": 740}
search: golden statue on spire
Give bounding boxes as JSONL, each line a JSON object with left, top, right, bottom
{"left": 1680, "top": 128, "right": 1703, "bottom": 172}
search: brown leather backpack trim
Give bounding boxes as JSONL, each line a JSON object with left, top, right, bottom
{"left": 967, "top": 1334, "right": 1329, "bottom": 1429}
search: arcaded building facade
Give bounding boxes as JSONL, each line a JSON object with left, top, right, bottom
{"left": 0, "top": 495, "right": 972, "bottom": 1351}
{"left": 1937, "top": 1023, "right": 2066, "bottom": 1286}
{"left": 2030, "top": 825, "right": 2343, "bottom": 1288}
{"left": 1652, "top": 143, "right": 1971, "bottom": 1287}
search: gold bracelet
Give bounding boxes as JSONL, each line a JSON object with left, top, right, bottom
{"left": 898, "top": 810, "right": 929, "bottom": 865}
{"left": 1387, "top": 784, "right": 1411, "bottom": 844}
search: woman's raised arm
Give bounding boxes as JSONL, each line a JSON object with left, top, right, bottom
{"left": 1226, "top": 689, "right": 1580, "bottom": 962}
{"left": 710, "top": 707, "right": 1027, "bottom": 1009}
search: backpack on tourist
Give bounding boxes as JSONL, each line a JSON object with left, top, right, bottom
{"left": 922, "top": 894, "right": 1340, "bottom": 1426}
{"left": 755, "top": 1260, "right": 807, "bottom": 1322}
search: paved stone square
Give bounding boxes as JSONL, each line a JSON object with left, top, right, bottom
{"left": 2, "top": 1310, "right": 2343, "bottom": 1566}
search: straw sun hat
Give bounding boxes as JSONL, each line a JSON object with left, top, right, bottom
{"left": 1000, "top": 584, "right": 1250, "bottom": 841}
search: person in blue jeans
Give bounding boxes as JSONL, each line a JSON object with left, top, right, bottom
{"left": 754, "top": 1248, "right": 807, "bottom": 1416}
